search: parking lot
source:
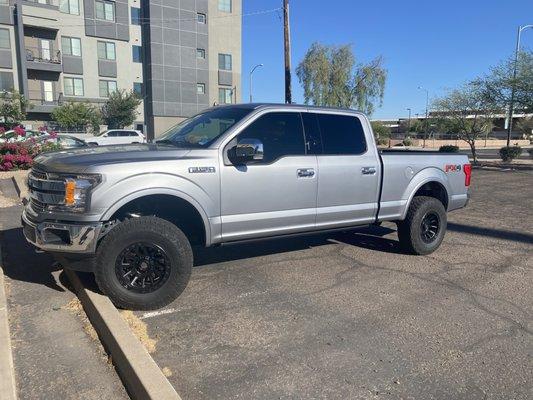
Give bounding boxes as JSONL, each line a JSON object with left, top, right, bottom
{"left": 2, "top": 168, "right": 532, "bottom": 399}
{"left": 133, "top": 168, "right": 532, "bottom": 399}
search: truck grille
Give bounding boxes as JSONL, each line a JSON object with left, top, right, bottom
{"left": 28, "top": 168, "right": 65, "bottom": 212}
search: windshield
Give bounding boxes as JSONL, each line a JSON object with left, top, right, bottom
{"left": 156, "top": 107, "right": 251, "bottom": 148}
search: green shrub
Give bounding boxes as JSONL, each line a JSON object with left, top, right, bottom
{"left": 499, "top": 145, "right": 522, "bottom": 162}
{"left": 439, "top": 145, "right": 459, "bottom": 153}
{"left": 402, "top": 137, "right": 413, "bottom": 146}
{"left": 377, "top": 138, "right": 389, "bottom": 146}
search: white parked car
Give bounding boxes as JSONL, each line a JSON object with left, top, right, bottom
{"left": 0, "top": 129, "right": 45, "bottom": 144}
{"left": 84, "top": 129, "right": 146, "bottom": 146}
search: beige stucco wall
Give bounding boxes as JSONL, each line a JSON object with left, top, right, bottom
{"left": 207, "top": 0, "right": 242, "bottom": 106}
{"left": 20, "top": 2, "right": 144, "bottom": 127}
{"left": 153, "top": 116, "right": 185, "bottom": 137}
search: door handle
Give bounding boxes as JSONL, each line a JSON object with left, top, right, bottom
{"left": 297, "top": 168, "right": 315, "bottom": 178}
{"left": 361, "top": 166, "right": 377, "bottom": 175}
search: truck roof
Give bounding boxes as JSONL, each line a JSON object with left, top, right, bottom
{"left": 207, "top": 103, "right": 366, "bottom": 115}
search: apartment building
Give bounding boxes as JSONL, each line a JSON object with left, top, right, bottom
{"left": 0, "top": 0, "right": 242, "bottom": 138}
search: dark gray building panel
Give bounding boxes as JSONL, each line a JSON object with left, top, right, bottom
{"left": 0, "top": 4, "right": 14, "bottom": 25}
{"left": 0, "top": 49, "right": 12, "bottom": 68}
{"left": 143, "top": 0, "right": 209, "bottom": 120}
{"left": 84, "top": 0, "right": 130, "bottom": 42}
{"left": 62, "top": 56, "right": 84, "bottom": 75}
{"left": 98, "top": 59, "right": 117, "bottom": 77}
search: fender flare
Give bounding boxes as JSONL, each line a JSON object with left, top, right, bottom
{"left": 100, "top": 187, "right": 212, "bottom": 246}
{"left": 400, "top": 168, "right": 451, "bottom": 220}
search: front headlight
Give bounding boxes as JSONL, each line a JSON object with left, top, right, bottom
{"left": 47, "top": 173, "right": 102, "bottom": 213}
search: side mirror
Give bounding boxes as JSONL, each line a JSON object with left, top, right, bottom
{"left": 234, "top": 138, "right": 264, "bottom": 162}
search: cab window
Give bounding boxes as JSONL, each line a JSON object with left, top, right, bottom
{"left": 233, "top": 112, "right": 305, "bottom": 163}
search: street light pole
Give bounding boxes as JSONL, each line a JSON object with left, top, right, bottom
{"left": 506, "top": 24, "right": 533, "bottom": 147}
{"left": 249, "top": 63, "right": 264, "bottom": 103}
{"left": 418, "top": 86, "right": 429, "bottom": 148}
{"left": 406, "top": 108, "right": 411, "bottom": 136}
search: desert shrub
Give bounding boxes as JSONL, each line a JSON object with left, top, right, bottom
{"left": 439, "top": 145, "right": 459, "bottom": 153}
{"left": 402, "top": 137, "right": 413, "bottom": 146}
{"left": 527, "top": 148, "right": 533, "bottom": 159}
{"left": 499, "top": 146, "right": 522, "bottom": 162}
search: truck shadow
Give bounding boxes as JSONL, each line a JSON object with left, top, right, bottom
{"left": 1, "top": 226, "right": 65, "bottom": 292}
{"left": 194, "top": 225, "right": 402, "bottom": 267}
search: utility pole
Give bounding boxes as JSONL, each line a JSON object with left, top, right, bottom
{"left": 418, "top": 86, "right": 429, "bottom": 148}
{"left": 283, "top": 0, "right": 292, "bottom": 104}
{"left": 506, "top": 24, "right": 533, "bottom": 147}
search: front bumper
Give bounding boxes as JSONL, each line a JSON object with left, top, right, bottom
{"left": 21, "top": 210, "right": 103, "bottom": 254}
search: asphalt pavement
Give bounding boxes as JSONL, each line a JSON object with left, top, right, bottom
{"left": 0, "top": 204, "right": 128, "bottom": 400}
{"left": 135, "top": 169, "right": 533, "bottom": 399}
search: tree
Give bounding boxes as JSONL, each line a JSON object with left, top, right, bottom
{"left": 432, "top": 81, "right": 494, "bottom": 163}
{"left": 516, "top": 116, "right": 533, "bottom": 138}
{"left": 0, "top": 90, "right": 31, "bottom": 127}
{"left": 370, "top": 121, "right": 390, "bottom": 140}
{"left": 481, "top": 51, "right": 533, "bottom": 115}
{"left": 296, "top": 42, "right": 387, "bottom": 115}
{"left": 51, "top": 102, "right": 102, "bottom": 133}
{"left": 101, "top": 90, "right": 142, "bottom": 129}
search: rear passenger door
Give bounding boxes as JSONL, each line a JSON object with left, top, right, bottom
{"left": 303, "top": 111, "right": 380, "bottom": 229}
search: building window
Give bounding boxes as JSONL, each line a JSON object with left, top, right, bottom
{"left": 59, "top": 0, "right": 80, "bottom": 15}
{"left": 95, "top": 0, "right": 115, "bottom": 21}
{"left": 133, "top": 82, "right": 142, "bottom": 96}
{"left": 218, "top": 0, "right": 231, "bottom": 12}
{"left": 197, "top": 13, "right": 206, "bottom": 24}
{"left": 132, "top": 45, "right": 142, "bottom": 63}
{"left": 197, "top": 83, "right": 205, "bottom": 94}
{"left": 131, "top": 7, "right": 141, "bottom": 25}
{"left": 64, "top": 77, "right": 84, "bottom": 96}
{"left": 196, "top": 48, "right": 205, "bottom": 59}
{"left": 218, "top": 87, "right": 233, "bottom": 104}
{"left": 218, "top": 53, "right": 232, "bottom": 71}
{"left": 97, "top": 41, "right": 116, "bottom": 60}
{"left": 99, "top": 80, "right": 117, "bottom": 97}
{"left": 0, "top": 71, "right": 14, "bottom": 91}
{"left": 61, "top": 37, "right": 81, "bottom": 56}
{"left": 0, "top": 29, "right": 9, "bottom": 49}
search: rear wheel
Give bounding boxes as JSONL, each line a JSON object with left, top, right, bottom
{"left": 396, "top": 196, "right": 447, "bottom": 255}
{"left": 94, "top": 216, "right": 192, "bottom": 310}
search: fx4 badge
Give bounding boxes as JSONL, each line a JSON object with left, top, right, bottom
{"left": 445, "top": 164, "right": 462, "bottom": 173}
{"left": 188, "top": 167, "right": 216, "bottom": 174}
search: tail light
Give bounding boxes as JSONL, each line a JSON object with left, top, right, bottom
{"left": 463, "top": 164, "right": 472, "bottom": 187}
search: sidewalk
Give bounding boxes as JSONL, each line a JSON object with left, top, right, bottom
{"left": 0, "top": 199, "right": 128, "bottom": 398}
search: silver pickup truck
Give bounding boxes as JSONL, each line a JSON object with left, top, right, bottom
{"left": 22, "top": 104, "right": 471, "bottom": 309}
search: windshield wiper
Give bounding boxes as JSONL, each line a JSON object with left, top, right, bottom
{"left": 155, "top": 139, "right": 178, "bottom": 146}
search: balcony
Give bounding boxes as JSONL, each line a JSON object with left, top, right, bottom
{"left": 28, "top": 90, "right": 62, "bottom": 113}
{"left": 25, "top": 46, "right": 62, "bottom": 72}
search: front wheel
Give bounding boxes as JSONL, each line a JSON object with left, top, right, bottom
{"left": 396, "top": 196, "right": 447, "bottom": 255}
{"left": 94, "top": 216, "right": 193, "bottom": 310}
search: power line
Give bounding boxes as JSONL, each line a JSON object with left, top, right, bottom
{"left": 8, "top": 6, "right": 282, "bottom": 28}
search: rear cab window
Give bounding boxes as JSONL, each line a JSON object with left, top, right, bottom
{"left": 306, "top": 112, "right": 367, "bottom": 155}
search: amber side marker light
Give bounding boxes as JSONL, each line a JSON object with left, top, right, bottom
{"left": 65, "top": 180, "right": 76, "bottom": 205}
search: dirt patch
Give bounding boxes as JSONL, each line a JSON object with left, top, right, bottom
{"left": 63, "top": 297, "right": 99, "bottom": 341}
{"left": 162, "top": 367, "right": 173, "bottom": 377}
{"left": 120, "top": 310, "right": 157, "bottom": 353}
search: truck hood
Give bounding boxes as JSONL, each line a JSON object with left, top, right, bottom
{"left": 33, "top": 143, "right": 192, "bottom": 173}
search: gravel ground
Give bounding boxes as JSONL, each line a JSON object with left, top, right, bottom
{"left": 135, "top": 169, "right": 532, "bottom": 400}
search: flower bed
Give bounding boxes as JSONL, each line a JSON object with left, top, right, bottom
{"left": 0, "top": 127, "right": 62, "bottom": 171}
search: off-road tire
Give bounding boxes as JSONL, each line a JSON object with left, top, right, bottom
{"left": 396, "top": 196, "right": 447, "bottom": 255}
{"left": 94, "top": 216, "right": 193, "bottom": 310}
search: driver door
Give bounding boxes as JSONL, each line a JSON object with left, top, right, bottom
{"left": 220, "top": 111, "right": 318, "bottom": 241}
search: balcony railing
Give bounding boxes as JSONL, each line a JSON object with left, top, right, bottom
{"left": 26, "top": 46, "right": 61, "bottom": 64}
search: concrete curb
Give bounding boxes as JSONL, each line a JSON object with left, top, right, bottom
{"left": 65, "top": 270, "right": 180, "bottom": 400}
{"left": 473, "top": 163, "right": 533, "bottom": 171}
{"left": 0, "top": 246, "right": 17, "bottom": 400}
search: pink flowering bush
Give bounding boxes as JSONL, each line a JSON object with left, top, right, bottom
{"left": 13, "top": 126, "right": 26, "bottom": 137}
{"left": 0, "top": 143, "right": 34, "bottom": 171}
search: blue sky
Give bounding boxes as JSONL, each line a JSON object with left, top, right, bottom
{"left": 241, "top": 0, "right": 533, "bottom": 119}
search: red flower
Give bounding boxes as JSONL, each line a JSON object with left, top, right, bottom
{"left": 14, "top": 126, "right": 26, "bottom": 137}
